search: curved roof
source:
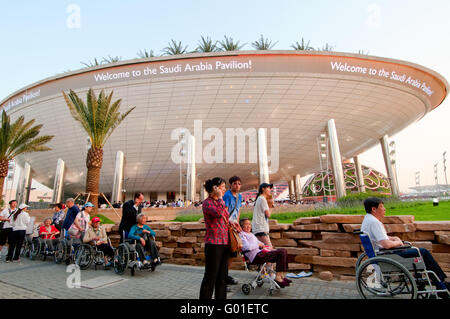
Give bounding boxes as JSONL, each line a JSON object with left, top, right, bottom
{"left": 1, "top": 51, "right": 448, "bottom": 194}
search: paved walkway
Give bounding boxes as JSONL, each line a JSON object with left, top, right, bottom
{"left": 0, "top": 253, "right": 359, "bottom": 299}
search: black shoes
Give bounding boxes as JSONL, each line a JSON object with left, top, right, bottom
{"left": 226, "top": 276, "right": 238, "bottom": 285}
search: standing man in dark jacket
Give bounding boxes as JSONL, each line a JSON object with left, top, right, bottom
{"left": 62, "top": 198, "right": 80, "bottom": 234}
{"left": 119, "top": 192, "right": 144, "bottom": 243}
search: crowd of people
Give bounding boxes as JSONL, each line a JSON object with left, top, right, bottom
{"left": 1, "top": 183, "right": 449, "bottom": 300}
{"left": 0, "top": 196, "right": 161, "bottom": 270}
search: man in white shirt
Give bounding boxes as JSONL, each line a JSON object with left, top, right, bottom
{"left": 361, "top": 197, "right": 449, "bottom": 297}
{"left": 0, "top": 200, "right": 18, "bottom": 258}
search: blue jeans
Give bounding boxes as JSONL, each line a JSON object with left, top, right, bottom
{"left": 395, "top": 248, "right": 446, "bottom": 283}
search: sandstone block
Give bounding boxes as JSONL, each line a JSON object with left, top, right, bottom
{"left": 296, "top": 254, "right": 358, "bottom": 267}
{"left": 342, "top": 224, "right": 361, "bottom": 233}
{"left": 282, "top": 247, "right": 319, "bottom": 256}
{"left": 147, "top": 222, "right": 168, "bottom": 229}
{"left": 168, "top": 223, "right": 182, "bottom": 231}
{"left": 320, "top": 249, "right": 335, "bottom": 257}
{"left": 321, "top": 232, "right": 360, "bottom": 243}
{"left": 270, "top": 224, "right": 290, "bottom": 231}
{"left": 291, "top": 223, "right": 339, "bottom": 231}
{"left": 269, "top": 232, "right": 281, "bottom": 239}
{"left": 391, "top": 232, "right": 435, "bottom": 241}
{"left": 283, "top": 232, "right": 313, "bottom": 239}
{"left": 432, "top": 244, "right": 450, "bottom": 253}
{"left": 177, "top": 237, "right": 197, "bottom": 243}
{"left": 272, "top": 239, "right": 298, "bottom": 247}
{"left": 314, "top": 265, "right": 355, "bottom": 276}
{"left": 320, "top": 215, "right": 364, "bottom": 224}
{"left": 414, "top": 221, "right": 450, "bottom": 231}
{"left": 319, "top": 271, "right": 333, "bottom": 281}
{"left": 162, "top": 236, "right": 178, "bottom": 243}
{"left": 269, "top": 219, "right": 278, "bottom": 225}
{"left": 293, "top": 216, "right": 321, "bottom": 225}
{"left": 288, "top": 263, "right": 311, "bottom": 270}
{"left": 174, "top": 248, "right": 193, "bottom": 255}
{"left": 434, "top": 253, "right": 450, "bottom": 264}
{"left": 154, "top": 230, "right": 170, "bottom": 237}
{"left": 410, "top": 241, "right": 432, "bottom": 251}
{"left": 182, "top": 223, "right": 205, "bottom": 230}
{"left": 159, "top": 247, "right": 174, "bottom": 257}
{"left": 299, "top": 240, "right": 361, "bottom": 252}
{"left": 385, "top": 223, "right": 416, "bottom": 233}
{"left": 381, "top": 215, "right": 415, "bottom": 224}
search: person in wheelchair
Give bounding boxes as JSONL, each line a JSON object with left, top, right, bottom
{"left": 83, "top": 217, "right": 114, "bottom": 268}
{"left": 362, "top": 197, "right": 449, "bottom": 297}
{"left": 128, "top": 213, "right": 161, "bottom": 268}
{"left": 238, "top": 218, "right": 291, "bottom": 288}
{"left": 39, "top": 218, "right": 60, "bottom": 252}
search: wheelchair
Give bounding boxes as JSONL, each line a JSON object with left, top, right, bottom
{"left": 113, "top": 231, "right": 157, "bottom": 276}
{"left": 30, "top": 236, "right": 59, "bottom": 261}
{"left": 20, "top": 235, "right": 34, "bottom": 258}
{"left": 240, "top": 251, "right": 281, "bottom": 296}
{"left": 54, "top": 229, "right": 82, "bottom": 265}
{"left": 74, "top": 238, "right": 114, "bottom": 270}
{"left": 355, "top": 231, "right": 450, "bottom": 299}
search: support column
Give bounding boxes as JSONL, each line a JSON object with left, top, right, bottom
{"left": 111, "top": 151, "right": 125, "bottom": 204}
{"left": 16, "top": 162, "right": 32, "bottom": 205}
{"left": 51, "top": 159, "right": 65, "bottom": 203}
{"left": 380, "top": 135, "right": 400, "bottom": 197}
{"left": 353, "top": 156, "right": 366, "bottom": 193}
{"left": 327, "top": 119, "right": 346, "bottom": 199}
{"left": 294, "top": 174, "right": 302, "bottom": 201}
{"left": 289, "top": 179, "right": 295, "bottom": 200}
{"left": 257, "top": 128, "right": 269, "bottom": 185}
{"left": 200, "top": 181, "right": 208, "bottom": 201}
{"left": 186, "top": 135, "right": 196, "bottom": 203}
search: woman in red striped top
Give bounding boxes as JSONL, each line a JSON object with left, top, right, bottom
{"left": 199, "top": 177, "right": 231, "bottom": 299}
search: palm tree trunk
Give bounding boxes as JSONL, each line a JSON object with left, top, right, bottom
{"left": 0, "top": 159, "right": 8, "bottom": 207}
{"left": 0, "top": 176, "right": 5, "bottom": 207}
{"left": 86, "top": 147, "right": 103, "bottom": 214}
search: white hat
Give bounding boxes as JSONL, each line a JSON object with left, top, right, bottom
{"left": 19, "top": 203, "right": 30, "bottom": 210}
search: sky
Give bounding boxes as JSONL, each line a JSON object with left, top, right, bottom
{"left": 1, "top": 0, "right": 449, "bottom": 193}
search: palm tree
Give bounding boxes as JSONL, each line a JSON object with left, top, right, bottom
{"left": 358, "top": 50, "right": 370, "bottom": 55}
{"left": 0, "top": 111, "right": 53, "bottom": 203}
{"left": 137, "top": 49, "right": 155, "bottom": 58}
{"left": 162, "top": 39, "right": 188, "bottom": 55}
{"left": 62, "top": 89, "right": 135, "bottom": 212}
{"left": 291, "top": 37, "right": 313, "bottom": 50}
{"left": 218, "top": 36, "right": 245, "bottom": 51}
{"left": 81, "top": 58, "right": 102, "bottom": 68}
{"left": 195, "top": 36, "right": 218, "bottom": 52}
{"left": 102, "top": 55, "right": 122, "bottom": 64}
{"left": 251, "top": 35, "right": 278, "bottom": 50}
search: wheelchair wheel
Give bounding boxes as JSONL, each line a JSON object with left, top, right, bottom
{"left": 355, "top": 252, "right": 368, "bottom": 272}
{"left": 74, "top": 244, "right": 94, "bottom": 270}
{"left": 356, "top": 257, "right": 417, "bottom": 299}
{"left": 114, "top": 244, "right": 129, "bottom": 275}
{"left": 242, "top": 283, "right": 251, "bottom": 295}
{"left": 54, "top": 240, "right": 67, "bottom": 264}
{"left": 30, "top": 238, "right": 41, "bottom": 260}
{"left": 256, "top": 276, "right": 264, "bottom": 287}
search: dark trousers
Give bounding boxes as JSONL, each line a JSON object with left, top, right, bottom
{"left": 135, "top": 236, "right": 160, "bottom": 262}
{"left": 200, "top": 244, "right": 229, "bottom": 300}
{"left": 44, "top": 238, "right": 59, "bottom": 251}
{"left": 7, "top": 230, "right": 26, "bottom": 260}
{"left": 396, "top": 248, "right": 447, "bottom": 283}
{"left": 97, "top": 243, "right": 114, "bottom": 258}
{"left": 252, "top": 248, "right": 288, "bottom": 272}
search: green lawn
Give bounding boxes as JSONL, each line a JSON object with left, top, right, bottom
{"left": 172, "top": 200, "right": 450, "bottom": 224}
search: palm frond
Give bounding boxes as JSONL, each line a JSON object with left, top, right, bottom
{"left": 162, "top": 39, "right": 188, "bottom": 55}
{"left": 137, "top": 49, "right": 155, "bottom": 58}
{"left": 291, "top": 37, "right": 314, "bottom": 50}
{"left": 251, "top": 35, "right": 278, "bottom": 50}
{"left": 196, "top": 36, "right": 218, "bottom": 52}
{"left": 218, "top": 36, "right": 245, "bottom": 51}
{"left": 62, "top": 89, "right": 134, "bottom": 148}
{"left": 0, "top": 111, "right": 53, "bottom": 161}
